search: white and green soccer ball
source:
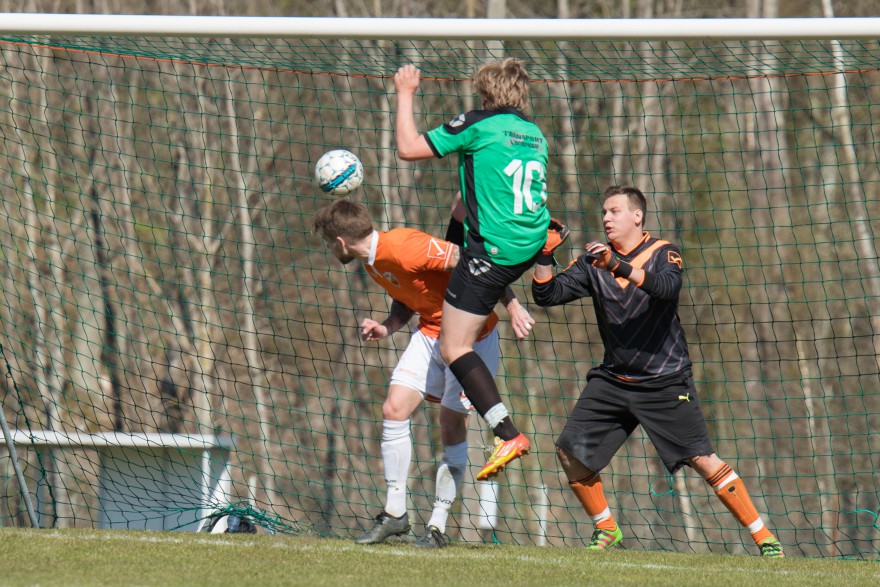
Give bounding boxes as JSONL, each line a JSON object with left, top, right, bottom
{"left": 314, "top": 149, "right": 364, "bottom": 195}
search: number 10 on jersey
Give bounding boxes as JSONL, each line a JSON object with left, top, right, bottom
{"left": 504, "top": 159, "right": 548, "bottom": 214}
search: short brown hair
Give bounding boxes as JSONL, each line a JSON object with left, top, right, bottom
{"left": 474, "top": 58, "right": 530, "bottom": 112}
{"left": 603, "top": 186, "right": 647, "bottom": 221}
{"left": 311, "top": 199, "right": 373, "bottom": 241}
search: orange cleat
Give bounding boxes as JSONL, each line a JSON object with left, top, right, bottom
{"left": 476, "top": 433, "right": 530, "bottom": 480}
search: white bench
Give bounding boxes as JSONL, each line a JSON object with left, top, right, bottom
{"left": 7, "top": 430, "right": 233, "bottom": 531}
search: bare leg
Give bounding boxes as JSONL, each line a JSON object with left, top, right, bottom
{"left": 439, "top": 302, "right": 518, "bottom": 440}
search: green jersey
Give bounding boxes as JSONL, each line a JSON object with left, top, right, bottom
{"left": 426, "top": 107, "right": 550, "bottom": 266}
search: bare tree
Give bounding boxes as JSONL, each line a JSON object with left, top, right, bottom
{"left": 217, "top": 67, "right": 282, "bottom": 512}
{"left": 812, "top": 0, "right": 880, "bottom": 557}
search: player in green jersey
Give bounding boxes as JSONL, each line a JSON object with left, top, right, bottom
{"left": 394, "top": 59, "right": 565, "bottom": 480}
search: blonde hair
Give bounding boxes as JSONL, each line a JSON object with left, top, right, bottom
{"left": 473, "top": 58, "right": 530, "bottom": 112}
{"left": 312, "top": 199, "right": 373, "bottom": 241}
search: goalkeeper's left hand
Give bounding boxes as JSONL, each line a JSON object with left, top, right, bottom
{"left": 538, "top": 218, "right": 570, "bottom": 266}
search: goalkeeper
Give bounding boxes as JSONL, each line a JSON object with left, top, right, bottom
{"left": 531, "top": 185, "right": 784, "bottom": 557}
{"left": 394, "top": 58, "right": 553, "bottom": 480}
{"left": 312, "top": 196, "right": 544, "bottom": 548}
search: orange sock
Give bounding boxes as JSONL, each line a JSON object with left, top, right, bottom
{"left": 570, "top": 475, "right": 617, "bottom": 532}
{"left": 707, "top": 463, "right": 773, "bottom": 545}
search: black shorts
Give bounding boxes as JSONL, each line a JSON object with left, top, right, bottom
{"left": 556, "top": 369, "right": 714, "bottom": 474}
{"left": 444, "top": 250, "right": 536, "bottom": 316}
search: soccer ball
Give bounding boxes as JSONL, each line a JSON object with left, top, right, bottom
{"left": 314, "top": 149, "right": 364, "bottom": 195}
{"left": 202, "top": 513, "right": 257, "bottom": 534}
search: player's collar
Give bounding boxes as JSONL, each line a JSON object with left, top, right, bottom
{"left": 615, "top": 232, "right": 650, "bottom": 257}
{"left": 495, "top": 106, "right": 528, "bottom": 121}
{"left": 366, "top": 230, "right": 380, "bottom": 266}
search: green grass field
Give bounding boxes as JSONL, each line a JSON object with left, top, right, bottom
{"left": 0, "top": 528, "right": 877, "bottom": 586}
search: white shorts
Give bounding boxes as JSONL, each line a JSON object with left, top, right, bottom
{"left": 389, "top": 328, "right": 500, "bottom": 414}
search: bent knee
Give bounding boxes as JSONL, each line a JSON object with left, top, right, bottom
{"left": 382, "top": 401, "right": 413, "bottom": 421}
{"left": 438, "top": 346, "right": 454, "bottom": 366}
{"left": 556, "top": 446, "right": 576, "bottom": 467}
{"left": 439, "top": 341, "right": 467, "bottom": 366}
{"left": 556, "top": 446, "right": 592, "bottom": 480}
{"left": 687, "top": 453, "right": 722, "bottom": 477}
{"left": 439, "top": 412, "right": 469, "bottom": 445}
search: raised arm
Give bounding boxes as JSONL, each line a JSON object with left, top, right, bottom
{"left": 393, "top": 65, "right": 436, "bottom": 161}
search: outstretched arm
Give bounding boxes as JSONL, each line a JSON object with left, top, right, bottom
{"left": 534, "top": 263, "right": 554, "bottom": 282}
{"left": 361, "top": 300, "right": 415, "bottom": 342}
{"left": 532, "top": 255, "right": 593, "bottom": 307}
{"left": 531, "top": 217, "right": 570, "bottom": 300}
{"left": 394, "top": 65, "right": 436, "bottom": 161}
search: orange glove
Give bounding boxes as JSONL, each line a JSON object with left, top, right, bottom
{"left": 542, "top": 218, "right": 570, "bottom": 255}
{"left": 538, "top": 218, "right": 570, "bottom": 265}
{"left": 584, "top": 241, "right": 621, "bottom": 272}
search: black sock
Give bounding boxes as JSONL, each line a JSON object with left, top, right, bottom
{"left": 448, "top": 352, "right": 519, "bottom": 441}
{"left": 491, "top": 418, "right": 518, "bottom": 441}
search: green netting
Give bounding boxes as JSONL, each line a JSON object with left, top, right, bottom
{"left": 0, "top": 32, "right": 879, "bottom": 559}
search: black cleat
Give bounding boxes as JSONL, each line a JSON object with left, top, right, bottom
{"left": 413, "top": 525, "right": 449, "bottom": 549}
{"left": 355, "top": 511, "right": 411, "bottom": 545}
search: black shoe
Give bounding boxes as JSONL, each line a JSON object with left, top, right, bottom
{"left": 413, "top": 525, "right": 448, "bottom": 549}
{"left": 355, "top": 511, "right": 411, "bottom": 545}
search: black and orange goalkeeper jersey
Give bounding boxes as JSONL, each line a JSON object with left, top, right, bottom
{"left": 531, "top": 233, "right": 691, "bottom": 385}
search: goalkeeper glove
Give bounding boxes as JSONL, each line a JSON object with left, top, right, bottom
{"left": 537, "top": 218, "right": 570, "bottom": 266}
{"left": 584, "top": 241, "right": 633, "bottom": 278}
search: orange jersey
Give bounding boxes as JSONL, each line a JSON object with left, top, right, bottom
{"left": 365, "top": 229, "right": 499, "bottom": 339}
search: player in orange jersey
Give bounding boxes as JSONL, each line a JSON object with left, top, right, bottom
{"left": 312, "top": 197, "right": 534, "bottom": 548}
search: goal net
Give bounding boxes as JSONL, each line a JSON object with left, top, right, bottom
{"left": 0, "top": 15, "right": 878, "bottom": 558}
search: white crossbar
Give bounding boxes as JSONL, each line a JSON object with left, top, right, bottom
{"left": 0, "top": 14, "right": 879, "bottom": 40}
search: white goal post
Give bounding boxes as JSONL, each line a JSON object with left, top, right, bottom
{"left": 0, "top": 13, "right": 879, "bottom": 40}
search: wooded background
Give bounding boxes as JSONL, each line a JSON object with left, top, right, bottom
{"left": 0, "top": 0, "right": 878, "bottom": 559}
